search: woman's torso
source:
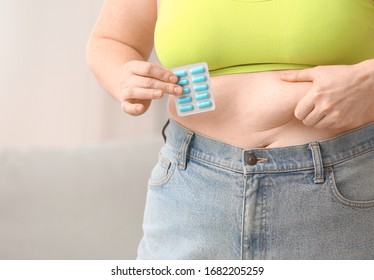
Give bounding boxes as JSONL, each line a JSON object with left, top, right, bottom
{"left": 156, "top": 0, "right": 374, "bottom": 148}
{"left": 168, "top": 71, "right": 374, "bottom": 148}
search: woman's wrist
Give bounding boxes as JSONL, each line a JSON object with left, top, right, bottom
{"left": 354, "top": 58, "right": 374, "bottom": 80}
{"left": 354, "top": 59, "right": 374, "bottom": 99}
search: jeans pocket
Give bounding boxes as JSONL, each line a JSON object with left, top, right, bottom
{"left": 328, "top": 150, "right": 374, "bottom": 208}
{"left": 148, "top": 145, "right": 176, "bottom": 188}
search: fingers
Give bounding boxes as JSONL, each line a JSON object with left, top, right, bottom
{"left": 125, "top": 86, "right": 163, "bottom": 101}
{"left": 124, "top": 60, "right": 179, "bottom": 89}
{"left": 294, "top": 93, "right": 315, "bottom": 121}
{"left": 121, "top": 100, "right": 151, "bottom": 116}
{"left": 289, "top": 67, "right": 325, "bottom": 127}
{"left": 120, "top": 61, "right": 183, "bottom": 116}
{"left": 122, "top": 61, "right": 183, "bottom": 96}
{"left": 313, "top": 116, "right": 333, "bottom": 129}
{"left": 295, "top": 92, "right": 334, "bottom": 128}
{"left": 280, "top": 68, "right": 315, "bottom": 83}
{"left": 301, "top": 108, "right": 325, "bottom": 127}
{"left": 124, "top": 74, "right": 182, "bottom": 97}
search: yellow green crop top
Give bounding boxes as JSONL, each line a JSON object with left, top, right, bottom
{"left": 154, "top": 0, "right": 374, "bottom": 76}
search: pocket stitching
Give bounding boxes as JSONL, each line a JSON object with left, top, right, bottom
{"left": 328, "top": 166, "right": 374, "bottom": 209}
{"left": 148, "top": 155, "right": 175, "bottom": 188}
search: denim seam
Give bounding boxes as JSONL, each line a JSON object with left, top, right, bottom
{"left": 148, "top": 159, "right": 175, "bottom": 188}
{"left": 188, "top": 154, "right": 245, "bottom": 174}
{"left": 188, "top": 154, "right": 318, "bottom": 174}
{"left": 240, "top": 174, "right": 247, "bottom": 260}
{"left": 168, "top": 136, "right": 374, "bottom": 173}
{"left": 327, "top": 166, "right": 374, "bottom": 209}
{"left": 166, "top": 140, "right": 181, "bottom": 154}
{"left": 323, "top": 147, "right": 374, "bottom": 167}
{"left": 167, "top": 136, "right": 247, "bottom": 173}
{"left": 261, "top": 186, "right": 268, "bottom": 260}
{"left": 177, "top": 131, "right": 193, "bottom": 170}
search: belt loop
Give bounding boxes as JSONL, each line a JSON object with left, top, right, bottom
{"left": 178, "top": 130, "right": 194, "bottom": 170}
{"left": 309, "top": 142, "right": 325, "bottom": 184}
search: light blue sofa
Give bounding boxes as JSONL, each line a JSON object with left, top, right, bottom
{"left": 0, "top": 137, "right": 163, "bottom": 259}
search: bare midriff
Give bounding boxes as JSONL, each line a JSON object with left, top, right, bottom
{"left": 168, "top": 70, "right": 374, "bottom": 148}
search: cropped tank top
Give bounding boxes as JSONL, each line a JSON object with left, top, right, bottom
{"left": 154, "top": 0, "right": 374, "bottom": 76}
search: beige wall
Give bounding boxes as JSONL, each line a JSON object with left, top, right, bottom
{"left": 0, "top": 0, "right": 167, "bottom": 149}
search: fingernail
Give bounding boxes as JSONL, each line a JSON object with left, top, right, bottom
{"left": 169, "top": 75, "right": 178, "bottom": 83}
{"left": 173, "top": 86, "right": 182, "bottom": 95}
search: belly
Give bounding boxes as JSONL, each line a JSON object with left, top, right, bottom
{"left": 168, "top": 70, "right": 372, "bottom": 148}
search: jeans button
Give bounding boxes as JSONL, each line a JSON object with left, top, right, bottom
{"left": 246, "top": 153, "right": 258, "bottom": 166}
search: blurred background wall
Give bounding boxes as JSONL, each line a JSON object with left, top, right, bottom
{"left": 0, "top": 0, "right": 167, "bottom": 259}
{"left": 0, "top": 0, "right": 167, "bottom": 149}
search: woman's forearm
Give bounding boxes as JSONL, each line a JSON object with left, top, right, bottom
{"left": 355, "top": 59, "right": 374, "bottom": 98}
{"left": 353, "top": 58, "right": 374, "bottom": 110}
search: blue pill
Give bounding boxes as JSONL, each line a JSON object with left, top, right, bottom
{"left": 195, "top": 92, "right": 210, "bottom": 101}
{"left": 177, "top": 96, "right": 193, "bottom": 104}
{"left": 177, "top": 79, "right": 189, "bottom": 86}
{"left": 179, "top": 105, "right": 194, "bottom": 112}
{"left": 197, "top": 101, "right": 213, "bottom": 109}
{"left": 173, "top": 70, "right": 187, "bottom": 78}
{"left": 192, "top": 75, "right": 207, "bottom": 83}
{"left": 194, "top": 84, "right": 209, "bottom": 92}
{"left": 183, "top": 87, "right": 191, "bottom": 94}
{"left": 190, "top": 66, "right": 206, "bottom": 75}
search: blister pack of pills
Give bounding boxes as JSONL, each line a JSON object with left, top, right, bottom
{"left": 172, "top": 62, "right": 215, "bottom": 116}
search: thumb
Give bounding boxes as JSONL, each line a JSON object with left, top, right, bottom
{"left": 280, "top": 68, "right": 315, "bottom": 82}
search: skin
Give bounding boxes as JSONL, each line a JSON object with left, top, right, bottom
{"left": 281, "top": 63, "right": 374, "bottom": 129}
{"left": 87, "top": 0, "right": 374, "bottom": 148}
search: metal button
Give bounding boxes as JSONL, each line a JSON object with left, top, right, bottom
{"left": 246, "top": 153, "right": 258, "bottom": 166}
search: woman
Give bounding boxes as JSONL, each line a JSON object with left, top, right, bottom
{"left": 86, "top": 0, "right": 374, "bottom": 259}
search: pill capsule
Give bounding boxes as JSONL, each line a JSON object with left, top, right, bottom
{"left": 179, "top": 104, "right": 194, "bottom": 112}
{"left": 192, "top": 75, "right": 207, "bottom": 83}
{"left": 173, "top": 70, "right": 188, "bottom": 78}
{"left": 177, "top": 96, "right": 193, "bottom": 104}
{"left": 190, "top": 66, "right": 206, "bottom": 75}
{"left": 197, "top": 101, "right": 213, "bottom": 109}
{"left": 194, "top": 84, "right": 209, "bottom": 92}
{"left": 195, "top": 92, "right": 210, "bottom": 101}
{"left": 177, "top": 79, "right": 189, "bottom": 86}
{"left": 183, "top": 87, "right": 191, "bottom": 94}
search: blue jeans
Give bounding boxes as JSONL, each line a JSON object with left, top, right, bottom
{"left": 137, "top": 120, "right": 374, "bottom": 260}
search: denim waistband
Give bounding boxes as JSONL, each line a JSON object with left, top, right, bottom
{"left": 165, "top": 120, "right": 374, "bottom": 175}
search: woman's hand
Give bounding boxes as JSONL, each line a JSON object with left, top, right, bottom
{"left": 280, "top": 60, "right": 374, "bottom": 129}
{"left": 119, "top": 60, "right": 183, "bottom": 116}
